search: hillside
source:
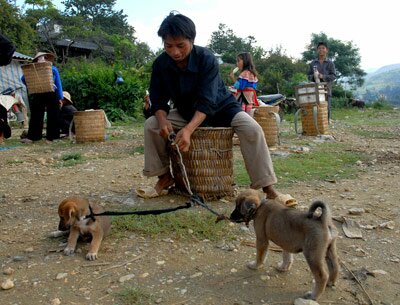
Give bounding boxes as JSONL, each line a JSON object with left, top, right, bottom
{"left": 357, "top": 63, "right": 400, "bottom": 105}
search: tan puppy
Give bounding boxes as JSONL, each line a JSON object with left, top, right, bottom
{"left": 230, "top": 189, "right": 339, "bottom": 301}
{"left": 58, "top": 197, "right": 111, "bottom": 260}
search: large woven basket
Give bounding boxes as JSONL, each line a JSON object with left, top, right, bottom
{"left": 73, "top": 110, "right": 105, "bottom": 143}
{"left": 253, "top": 106, "right": 280, "bottom": 147}
{"left": 21, "top": 62, "right": 54, "bottom": 94}
{"left": 171, "top": 127, "right": 235, "bottom": 200}
{"left": 300, "top": 102, "right": 329, "bottom": 136}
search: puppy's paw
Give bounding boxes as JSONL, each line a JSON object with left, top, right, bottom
{"left": 63, "top": 247, "right": 75, "bottom": 256}
{"left": 275, "top": 261, "right": 292, "bottom": 272}
{"left": 303, "top": 291, "right": 316, "bottom": 300}
{"left": 86, "top": 252, "right": 98, "bottom": 261}
{"left": 247, "top": 261, "right": 262, "bottom": 270}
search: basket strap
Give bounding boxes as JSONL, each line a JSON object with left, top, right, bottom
{"left": 294, "top": 108, "right": 302, "bottom": 134}
{"left": 32, "top": 65, "right": 44, "bottom": 93}
{"left": 69, "top": 117, "right": 75, "bottom": 141}
{"left": 312, "top": 104, "right": 320, "bottom": 135}
{"left": 270, "top": 111, "right": 281, "bottom": 145}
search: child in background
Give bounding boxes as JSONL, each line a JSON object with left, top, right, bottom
{"left": 229, "top": 52, "right": 259, "bottom": 114}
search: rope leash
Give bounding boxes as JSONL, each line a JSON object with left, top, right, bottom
{"left": 168, "top": 132, "right": 231, "bottom": 222}
{"left": 84, "top": 132, "right": 231, "bottom": 222}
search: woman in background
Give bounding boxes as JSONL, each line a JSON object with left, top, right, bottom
{"left": 229, "top": 52, "right": 259, "bottom": 115}
{"left": 21, "top": 52, "right": 63, "bottom": 144}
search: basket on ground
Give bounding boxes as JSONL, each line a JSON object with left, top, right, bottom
{"left": 294, "top": 83, "right": 329, "bottom": 136}
{"left": 73, "top": 110, "right": 105, "bottom": 143}
{"left": 253, "top": 106, "right": 280, "bottom": 147}
{"left": 21, "top": 62, "right": 54, "bottom": 94}
{"left": 298, "top": 102, "right": 329, "bottom": 136}
{"left": 171, "top": 127, "right": 235, "bottom": 200}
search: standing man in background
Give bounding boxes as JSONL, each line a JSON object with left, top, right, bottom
{"left": 307, "top": 42, "right": 336, "bottom": 122}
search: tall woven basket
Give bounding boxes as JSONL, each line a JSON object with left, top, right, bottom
{"left": 73, "top": 110, "right": 105, "bottom": 143}
{"left": 21, "top": 62, "right": 54, "bottom": 94}
{"left": 171, "top": 127, "right": 235, "bottom": 200}
{"left": 253, "top": 106, "right": 280, "bottom": 147}
{"left": 300, "top": 102, "right": 329, "bottom": 136}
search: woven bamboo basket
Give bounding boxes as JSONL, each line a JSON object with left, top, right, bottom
{"left": 300, "top": 102, "right": 329, "bottom": 136}
{"left": 253, "top": 106, "right": 280, "bottom": 147}
{"left": 21, "top": 62, "right": 54, "bottom": 94}
{"left": 171, "top": 127, "right": 235, "bottom": 200}
{"left": 73, "top": 110, "right": 105, "bottom": 143}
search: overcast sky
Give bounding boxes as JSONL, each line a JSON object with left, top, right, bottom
{"left": 117, "top": 0, "right": 399, "bottom": 71}
{"left": 17, "top": 0, "right": 400, "bottom": 71}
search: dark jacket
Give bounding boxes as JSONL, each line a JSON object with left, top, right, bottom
{"left": 0, "top": 34, "right": 16, "bottom": 67}
{"left": 149, "top": 45, "right": 242, "bottom": 127}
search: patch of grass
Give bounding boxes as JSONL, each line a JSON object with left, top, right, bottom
{"left": 114, "top": 286, "right": 154, "bottom": 305}
{"left": 352, "top": 129, "right": 399, "bottom": 139}
{"left": 273, "top": 142, "right": 369, "bottom": 187}
{"left": 57, "top": 152, "right": 85, "bottom": 167}
{"left": 132, "top": 145, "right": 144, "bottom": 154}
{"left": 234, "top": 142, "right": 369, "bottom": 188}
{"left": 112, "top": 208, "right": 238, "bottom": 241}
{"left": 6, "top": 159, "right": 24, "bottom": 165}
{"left": 333, "top": 108, "right": 400, "bottom": 127}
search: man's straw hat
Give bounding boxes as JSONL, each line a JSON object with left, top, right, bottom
{"left": 32, "top": 52, "right": 56, "bottom": 62}
{"left": 63, "top": 91, "right": 73, "bottom": 104}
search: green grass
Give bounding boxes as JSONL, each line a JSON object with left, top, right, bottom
{"left": 57, "top": 152, "right": 85, "bottom": 167}
{"left": 132, "top": 145, "right": 144, "bottom": 154}
{"left": 234, "top": 142, "right": 369, "bottom": 188}
{"left": 332, "top": 108, "right": 400, "bottom": 127}
{"left": 114, "top": 286, "right": 154, "bottom": 305}
{"left": 112, "top": 208, "right": 238, "bottom": 241}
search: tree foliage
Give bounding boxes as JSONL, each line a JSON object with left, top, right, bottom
{"left": 208, "top": 24, "right": 257, "bottom": 64}
{"left": 0, "top": 0, "right": 37, "bottom": 54}
{"left": 62, "top": 0, "right": 134, "bottom": 38}
{"left": 60, "top": 59, "right": 150, "bottom": 121}
{"left": 302, "top": 32, "right": 366, "bottom": 89}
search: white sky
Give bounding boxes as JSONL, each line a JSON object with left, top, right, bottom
{"left": 116, "top": 0, "right": 399, "bottom": 71}
{"left": 17, "top": 0, "right": 400, "bottom": 71}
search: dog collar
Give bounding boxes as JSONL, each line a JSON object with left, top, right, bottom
{"left": 85, "top": 205, "right": 96, "bottom": 222}
{"left": 243, "top": 200, "right": 267, "bottom": 226}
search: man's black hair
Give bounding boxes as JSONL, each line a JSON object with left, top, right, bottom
{"left": 157, "top": 11, "right": 196, "bottom": 42}
{"left": 317, "top": 42, "right": 328, "bottom": 48}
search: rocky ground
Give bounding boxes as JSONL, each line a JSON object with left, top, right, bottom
{"left": 0, "top": 111, "right": 399, "bottom": 305}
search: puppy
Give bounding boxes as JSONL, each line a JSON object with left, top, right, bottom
{"left": 58, "top": 197, "right": 111, "bottom": 260}
{"left": 230, "top": 189, "right": 339, "bottom": 301}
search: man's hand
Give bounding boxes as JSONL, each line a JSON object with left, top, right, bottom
{"left": 155, "top": 110, "right": 173, "bottom": 139}
{"left": 175, "top": 127, "right": 193, "bottom": 152}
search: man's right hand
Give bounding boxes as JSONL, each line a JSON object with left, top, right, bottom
{"left": 155, "top": 110, "right": 173, "bottom": 139}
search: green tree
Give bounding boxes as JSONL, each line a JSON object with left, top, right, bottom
{"left": 0, "top": 0, "right": 37, "bottom": 54}
{"left": 62, "top": 0, "right": 134, "bottom": 39}
{"left": 208, "top": 24, "right": 256, "bottom": 64}
{"left": 23, "top": 0, "right": 63, "bottom": 55}
{"left": 302, "top": 32, "right": 366, "bottom": 89}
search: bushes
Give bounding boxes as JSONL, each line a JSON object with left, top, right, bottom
{"left": 60, "top": 59, "right": 150, "bottom": 122}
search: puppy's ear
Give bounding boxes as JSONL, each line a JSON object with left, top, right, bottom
{"left": 240, "top": 200, "right": 257, "bottom": 216}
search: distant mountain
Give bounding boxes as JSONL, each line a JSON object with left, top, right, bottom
{"left": 356, "top": 64, "right": 400, "bottom": 105}
{"left": 370, "top": 63, "right": 400, "bottom": 75}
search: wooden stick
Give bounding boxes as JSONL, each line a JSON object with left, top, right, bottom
{"left": 340, "top": 260, "right": 374, "bottom": 305}
{"left": 99, "top": 255, "right": 144, "bottom": 272}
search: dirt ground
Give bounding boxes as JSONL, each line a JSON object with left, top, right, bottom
{"left": 0, "top": 113, "right": 399, "bottom": 305}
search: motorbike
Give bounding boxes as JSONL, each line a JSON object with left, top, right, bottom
{"left": 257, "top": 93, "right": 297, "bottom": 120}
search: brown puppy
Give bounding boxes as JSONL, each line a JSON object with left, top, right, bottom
{"left": 230, "top": 189, "right": 339, "bottom": 301}
{"left": 58, "top": 197, "right": 111, "bottom": 260}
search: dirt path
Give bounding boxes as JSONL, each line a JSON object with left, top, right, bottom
{"left": 1, "top": 113, "right": 399, "bottom": 305}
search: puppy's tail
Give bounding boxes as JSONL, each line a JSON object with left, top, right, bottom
{"left": 307, "top": 201, "right": 331, "bottom": 226}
